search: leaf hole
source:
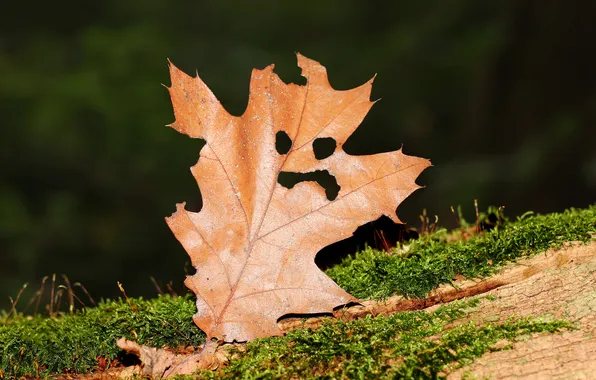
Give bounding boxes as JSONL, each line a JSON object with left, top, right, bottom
{"left": 313, "top": 137, "right": 336, "bottom": 160}
{"left": 278, "top": 170, "right": 340, "bottom": 201}
{"left": 183, "top": 196, "right": 203, "bottom": 213}
{"left": 275, "top": 131, "right": 292, "bottom": 155}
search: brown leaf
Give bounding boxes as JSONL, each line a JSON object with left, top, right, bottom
{"left": 116, "top": 338, "right": 220, "bottom": 378}
{"left": 165, "top": 53, "right": 431, "bottom": 342}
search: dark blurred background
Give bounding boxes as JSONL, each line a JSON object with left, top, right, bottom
{"left": 1, "top": 0, "right": 595, "bottom": 310}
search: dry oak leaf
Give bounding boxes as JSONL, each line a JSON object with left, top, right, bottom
{"left": 165, "top": 53, "right": 431, "bottom": 342}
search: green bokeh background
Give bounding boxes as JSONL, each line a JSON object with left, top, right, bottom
{"left": 1, "top": 1, "right": 595, "bottom": 309}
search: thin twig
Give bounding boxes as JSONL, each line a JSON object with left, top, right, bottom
{"left": 54, "top": 289, "right": 64, "bottom": 314}
{"left": 450, "top": 205, "right": 460, "bottom": 228}
{"left": 34, "top": 276, "right": 48, "bottom": 316}
{"left": 150, "top": 276, "right": 164, "bottom": 295}
{"left": 419, "top": 208, "right": 428, "bottom": 235}
{"left": 7, "top": 283, "right": 28, "bottom": 318}
{"left": 474, "top": 199, "right": 481, "bottom": 234}
{"left": 74, "top": 282, "right": 96, "bottom": 306}
{"left": 429, "top": 215, "right": 438, "bottom": 234}
{"left": 62, "top": 275, "right": 75, "bottom": 314}
{"left": 497, "top": 205, "right": 506, "bottom": 238}
{"left": 57, "top": 285, "right": 87, "bottom": 308}
{"left": 49, "top": 274, "right": 56, "bottom": 317}
{"left": 117, "top": 281, "right": 136, "bottom": 312}
{"left": 166, "top": 281, "right": 178, "bottom": 297}
{"left": 161, "top": 319, "right": 190, "bottom": 340}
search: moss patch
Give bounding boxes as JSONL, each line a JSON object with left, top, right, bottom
{"left": 197, "top": 298, "right": 573, "bottom": 379}
{"left": 327, "top": 205, "right": 596, "bottom": 299}
{"left": 0, "top": 295, "right": 204, "bottom": 378}
{"left": 1, "top": 205, "right": 594, "bottom": 378}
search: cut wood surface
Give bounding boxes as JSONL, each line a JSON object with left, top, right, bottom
{"left": 278, "top": 240, "right": 596, "bottom": 379}
{"left": 445, "top": 241, "right": 596, "bottom": 379}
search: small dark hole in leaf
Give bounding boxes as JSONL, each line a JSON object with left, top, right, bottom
{"left": 278, "top": 170, "right": 340, "bottom": 201}
{"left": 183, "top": 195, "right": 203, "bottom": 213}
{"left": 275, "top": 131, "right": 292, "bottom": 154}
{"left": 313, "top": 137, "right": 336, "bottom": 160}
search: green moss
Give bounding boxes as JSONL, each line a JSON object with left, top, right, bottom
{"left": 196, "top": 298, "right": 573, "bottom": 379}
{"left": 1, "top": 205, "right": 594, "bottom": 378}
{"left": 327, "top": 205, "right": 596, "bottom": 299}
{"left": 0, "top": 295, "right": 204, "bottom": 378}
